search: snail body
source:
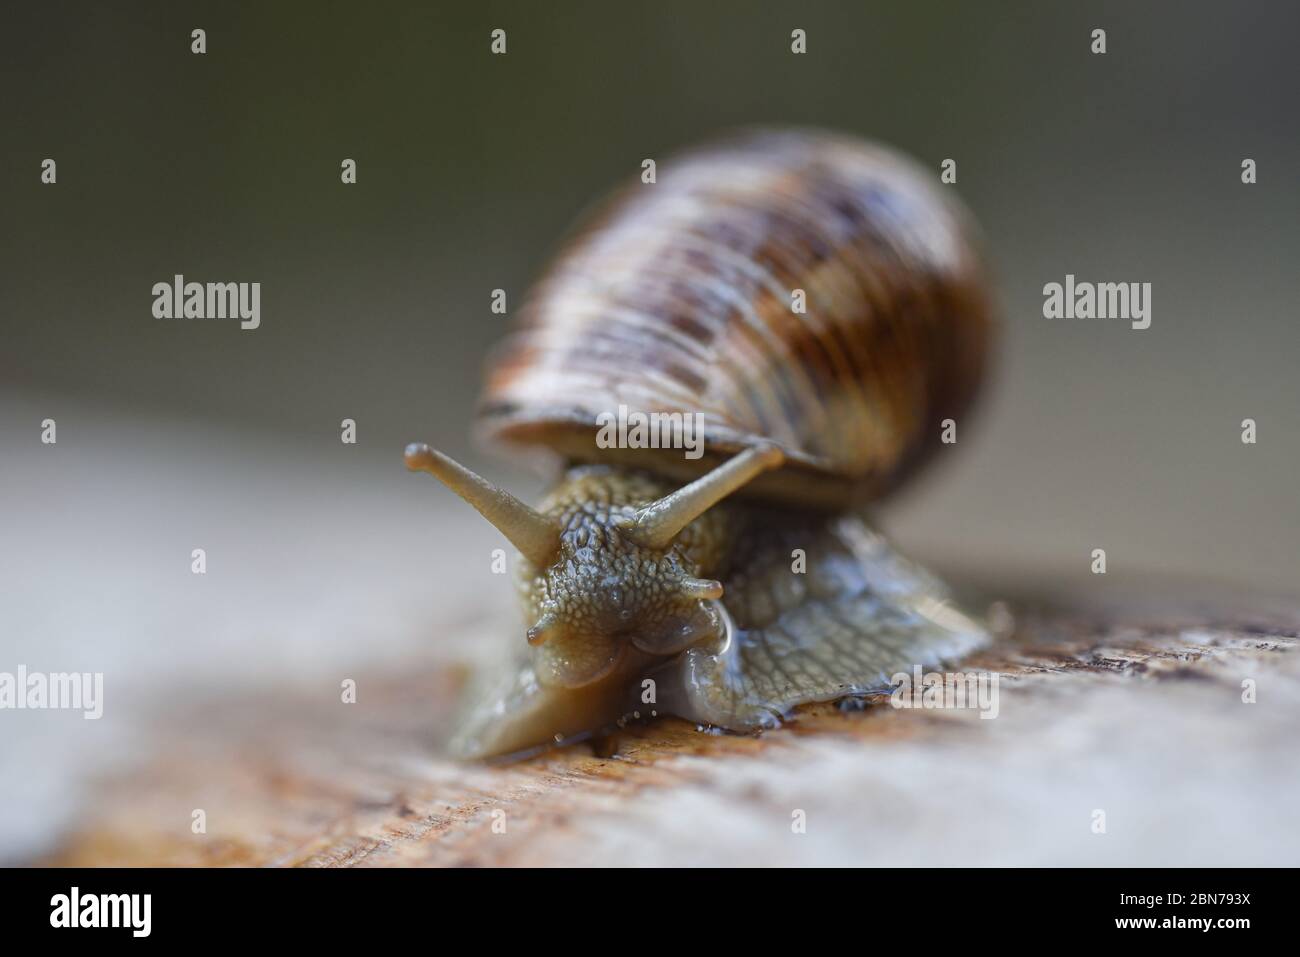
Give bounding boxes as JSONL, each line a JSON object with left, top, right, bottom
{"left": 407, "top": 129, "right": 995, "bottom": 759}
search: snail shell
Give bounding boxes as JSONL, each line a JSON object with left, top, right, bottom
{"left": 407, "top": 128, "right": 995, "bottom": 759}
{"left": 479, "top": 128, "right": 993, "bottom": 509}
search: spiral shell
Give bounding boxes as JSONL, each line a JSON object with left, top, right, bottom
{"left": 478, "top": 128, "right": 994, "bottom": 508}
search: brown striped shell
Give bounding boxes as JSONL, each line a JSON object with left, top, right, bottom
{"left": 478, "top": 128, "right": 994, "bottom": 509}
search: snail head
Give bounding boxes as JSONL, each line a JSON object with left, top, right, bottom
{"left": 405, "top": 442, "right": 783, "bottom": 689}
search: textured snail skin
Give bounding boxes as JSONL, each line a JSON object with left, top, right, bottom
{"left": 444, "top": 128, "right": 995, "bottom": 759}
{"left": 449, "top": 467, "right": 987, "bottom": 759}
{"left": 518, "top": 467, "right": 731, "bottom": 689}
{"left": 453, "top": 466, "right": 732, "bottom": 758}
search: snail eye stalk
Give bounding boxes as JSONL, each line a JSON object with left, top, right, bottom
{"left": 615, "top": 445, "right": 784, "bottom": 551}
{"left": 404, "top": 442, "right": 560, "bottom": 568}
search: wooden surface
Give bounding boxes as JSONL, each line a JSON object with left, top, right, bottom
{"left": 43, "top": 588, "right": 1300, "bottom": 867}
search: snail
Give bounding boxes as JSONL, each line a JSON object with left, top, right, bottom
{"left": 406, "top": 128, "right": 996, "bottom": 759}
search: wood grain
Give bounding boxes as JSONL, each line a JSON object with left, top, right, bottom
{"left": 44, "top": 588, "right": 1300, "bottom": 867}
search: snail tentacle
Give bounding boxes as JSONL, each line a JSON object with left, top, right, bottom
{"left": 678, "top": 577, "right": 724, "bottom": 600}
{"left": 404, "top": 442, "right": 560, "bottom": 568}
{"left": 615, "top": 445, "right": 785, "bottom": 550}
{"left": 525, "top": 610, "right": 561, "bottom": 647}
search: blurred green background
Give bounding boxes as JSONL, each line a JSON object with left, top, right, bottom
{"left": 3, "top": 0, "right": 1297, "bottom": 589}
